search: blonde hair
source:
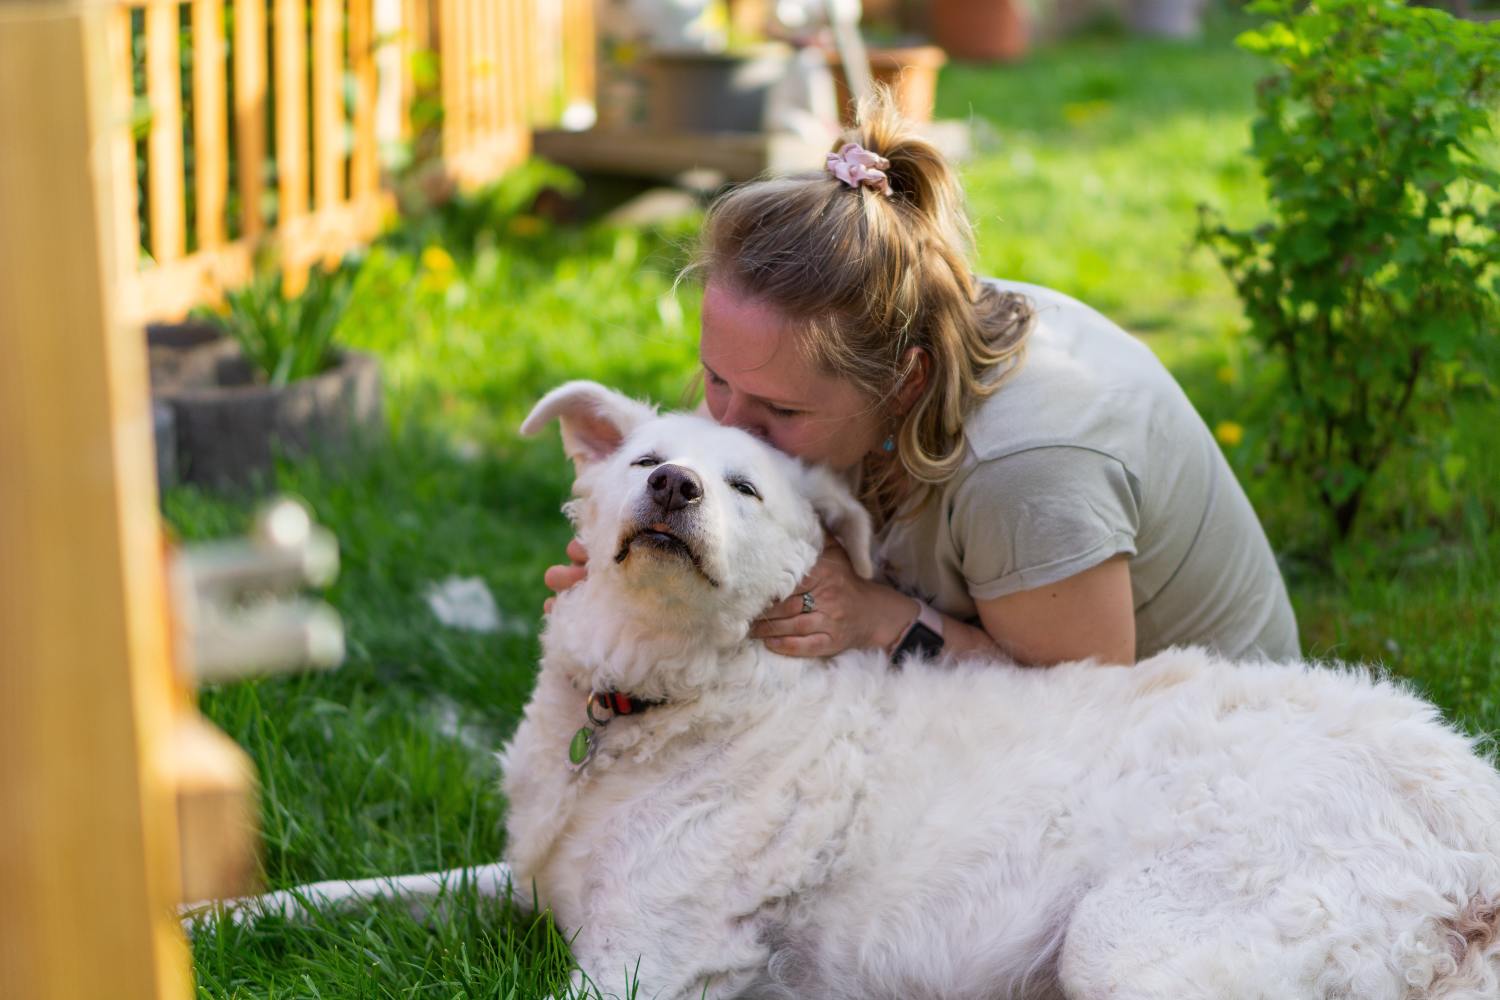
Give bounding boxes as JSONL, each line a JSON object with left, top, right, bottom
{"left": 688, "top": 89, "right": 1033, "bottom": 526}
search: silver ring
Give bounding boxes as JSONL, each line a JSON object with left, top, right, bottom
{"left": 801, "top": 592, "right": 816, "bottom": 615}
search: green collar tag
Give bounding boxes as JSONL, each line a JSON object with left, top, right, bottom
{"left": 568, "top": 726, "right": 593, "bottom": 766}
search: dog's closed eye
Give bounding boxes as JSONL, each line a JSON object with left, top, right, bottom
{"left": 632, "top": 455, "right": 662, "bottom": 468}
{"left": 728, "top": 477, "right": 760, "bottom": 501}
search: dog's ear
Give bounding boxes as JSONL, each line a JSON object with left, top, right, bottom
{"left": 520, "top": 381, "right": 657, "bottom": 472}
{"left": 801, "top": 466, "right": 875, "bottom": 579}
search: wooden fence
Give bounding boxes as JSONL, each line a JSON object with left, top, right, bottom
{"left": 110, "top": 0, "right": 594, "bottom": 322}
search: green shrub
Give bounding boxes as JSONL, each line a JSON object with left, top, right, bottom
{"left": 217, "top": 258, "right": 361, "bottom": 386}
{"left": 1197, "top": 0, "right": 1500, "bottom": 541}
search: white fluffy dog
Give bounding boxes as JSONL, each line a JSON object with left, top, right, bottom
{"left": 502, "top": 381, "right": 1500, "bottom": 1000}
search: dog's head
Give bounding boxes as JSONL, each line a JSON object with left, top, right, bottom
{"left": 523, "top": 381, "right": 873, "bottom": 645}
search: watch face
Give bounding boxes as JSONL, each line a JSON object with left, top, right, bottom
{"left": 895, "top": 622, "right": 944, "bottom": 665}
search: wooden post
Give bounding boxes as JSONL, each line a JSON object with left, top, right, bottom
{"left": 234, "top": 0, "right": 268, "bottom": 238}
{"left": 349, "top": 0, "right": 378, "bottom": 199}
{"left": 510, "top": 0, "right": 528, "bottom": 125}
{"left": 192, "top": 0, "right": 228, "bottom": 250}
{"left": 311, "top": 0, "right": 343, "bottom": 212}
{"left": 274, "top": 0, "right": 308, "bottom": 288}
{"left": 398, "top": 0, "right": 419, "bottom": 141}
{"left": 145, "top": 0, "right": 186, "bottom": 261}
{"left": 108, "top": 4, "right": 143, "bottom": 274}
{"left": 0, "top": 0, "right": 192, "bottom": 996}
{"left": 438, "top": 0, "right": 462, "bottom": 162}
{"left": 564, "top": 0, "right": 595, "bottom": 112}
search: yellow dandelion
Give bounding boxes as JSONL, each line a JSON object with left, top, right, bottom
{"left": 421, "top": 244, "right": 455, "bottom": 274}
{"left": 1215, "top": 421, "right": 1244, "bottom": 447}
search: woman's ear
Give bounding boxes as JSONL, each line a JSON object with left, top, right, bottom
{"left": 895, "top": 346, "right": 930, "bottom": 414}
{"left": 521, "top": 381, "right": 657, "bottom": 476}
{"left": 800, "top": 465, "right": 875, "bottom": 579}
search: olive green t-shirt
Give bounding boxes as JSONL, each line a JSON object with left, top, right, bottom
{"left": 875, "top": 280, "right": 1299, "bottom": 662}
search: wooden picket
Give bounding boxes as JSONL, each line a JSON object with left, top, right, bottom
{"left": 234, "top": 0, "right": 268, "bottom": 240}
{"left": 114, "top": 0, "right": 596, "bottom": 323}
{"left": 191, "top": 0, "right": 228, "bottom": 250}
{"left": 145, "top": 0, "right": 185, "bottom": 264}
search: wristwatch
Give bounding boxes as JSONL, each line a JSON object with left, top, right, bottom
{"left": 891, "top": 598, "right": 945, "bottom": 666}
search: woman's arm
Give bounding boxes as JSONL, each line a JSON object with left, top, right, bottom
{"left": 966, "top": 553, "right": 1134, "bottom": 666}
{"left": 752, "top": 545, "right": 1135, "bottom": 667}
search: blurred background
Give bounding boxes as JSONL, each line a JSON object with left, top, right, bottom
{"left": 11, "top": 0, "right": 1498, "bottom": 993}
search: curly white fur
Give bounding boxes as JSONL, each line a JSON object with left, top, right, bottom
{"left": 504, "top": 382, "right": 1500, "bottom": 1000}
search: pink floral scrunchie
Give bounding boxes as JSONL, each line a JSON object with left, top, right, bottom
{"left": 825, "top": 142, "right": 894, "bottom": 197}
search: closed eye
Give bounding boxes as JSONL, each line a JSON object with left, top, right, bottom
{"left": 729, "top": 478, "right": 760, "bottom": 500}
{"left": 632, "top": 455, "right": 661, "bottom": 467}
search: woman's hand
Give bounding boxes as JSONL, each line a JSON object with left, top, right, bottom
{"left": 542, "top": 538, "right": 589, "bottom": 614}
{"left": 750, "top": 539, "right": 917, "bottom": 657}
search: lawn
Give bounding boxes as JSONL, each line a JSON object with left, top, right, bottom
{"left": 175, "top": 13, "right": 1499, "bottom": 997}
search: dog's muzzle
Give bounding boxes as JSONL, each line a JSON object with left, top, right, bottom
{"left": 614, "top": 464, "right": 718, "bottom": 587}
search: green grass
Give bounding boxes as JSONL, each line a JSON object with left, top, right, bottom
{"left": 189, "top": 883, "right": 581, "bottom": 998}
{"left": 170, "top": 12, "right": 1499, "bottom": 996}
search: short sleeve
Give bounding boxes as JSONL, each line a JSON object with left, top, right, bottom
{"left": 950, "top": 447, "right": 1141, "bottom": 601}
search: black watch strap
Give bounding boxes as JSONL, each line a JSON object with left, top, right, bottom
{"left": 892, "top": 619, "right": 944, "bottom": 666}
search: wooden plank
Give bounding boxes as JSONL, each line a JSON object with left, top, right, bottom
{"left": 192, "top": 0, "right": 229, "bottom": 249}
{"left": 274, "top": 0, "right": 309, "bottom": 289}
{"left": 516, "top": 0, "right": 538, "bottom": 122}
{"left": 121, "top": 191, "right": 393, "bottom": 323}
{"left": 463, "top": 0, "right": 482, "bottom": 140}
{"left": 517, "top": 0, "right": 538, "bottom": 125}
{"left": 145, "top": 0, "right": 186, "bottom": 262}
{"left": 565, "top": 0, "right": 595, "bottom": 110}
{"left": 234, "top": 0, "right": 268, "bottom": 238}
{"left": 495, "top": 0, "right": 515, "bottom": 135}
{"left": 349, "top": 0, "right": 379, "bottom": 198}
{"left": 474, "top": 0, "right": 495, "bottom": 140}
{"left": 109, "top": 5, "right": 142, "bottom": 278}
{"left": 444, "top": 129, "right": 528, "bottom": 190}
{"left": 0, "top": 5, "right": 192, "bottom": 998}
{"left": 531, "top": 0, "right": 555, "bottom": 122}
{"left": 172, "top": 717, "right": 259, "bottom": 902}
{"left": 456, "top": 0, "right": 474, "bottom": 154}
{"left": 120, "top": 239, "right": 256, "bottom": 323}
{"left": 311, "top": 0, "right": 343, "bottom": 211}
{"left": 438, "top": 0, "right": 462, "bottom": 160}
{"left": 398, "top": 0, "right": 420, "bottom": 141}
{"left": 276, "top": 192, "right": 392, "bottom": 270}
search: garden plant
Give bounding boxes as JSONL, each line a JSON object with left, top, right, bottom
{"left": 1198, "top": 0, "right": 1500, "bottom": 541}
{"left": 216, "top": 257, "right": 364, "bottom": 387}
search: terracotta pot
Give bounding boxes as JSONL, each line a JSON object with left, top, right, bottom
{"left": 930, "top": 0, "right": 1029, "bottom": 62}
{"left": 829, "top": 44, "right": 947, "bottom": 126}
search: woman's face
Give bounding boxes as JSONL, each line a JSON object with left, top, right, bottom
{"left": 699, "top": 280, "right": 885, "bottom": 474}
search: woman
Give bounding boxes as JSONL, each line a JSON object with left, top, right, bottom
{"left": 545, "top": 94, "right": 1298, "bottom": 668}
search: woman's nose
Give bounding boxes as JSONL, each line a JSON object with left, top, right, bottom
{"left": 720, "top": 395, "right": 768, "bottom": 441}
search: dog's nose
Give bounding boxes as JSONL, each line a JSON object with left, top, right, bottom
{"left": 647, "top": 464, "right": 702, "bottom": 512}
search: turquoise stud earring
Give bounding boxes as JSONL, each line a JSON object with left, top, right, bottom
{"left": 882, "top": 435, "right": 896, "bottom": 453}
